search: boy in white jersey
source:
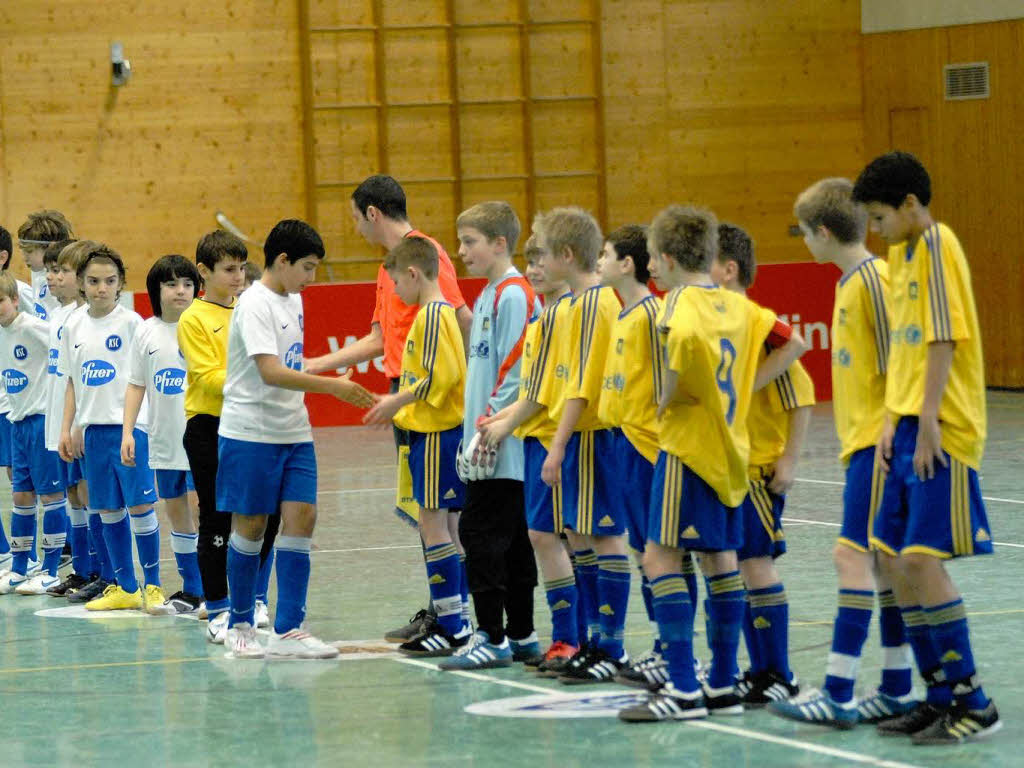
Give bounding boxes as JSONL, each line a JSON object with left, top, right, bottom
{"left": 217, "top": 219, "right": 375, "bottom": 659}
{"left": 58, "top": 244, "right": 165, "bottom": 612}
{"left": 17, "top": 209, "right": 72, "bottom": 320}
{"left": 0, "top": 273, "right": 69, "bottom": 594}
{"left": 122, "top": 255, "right": 205, "bottom": 614}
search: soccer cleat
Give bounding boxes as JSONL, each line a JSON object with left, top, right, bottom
{"left": 385, "top": 607, "right": 435, "bottom": 643}
{"left": 85, "top": 584, "right": 144, "bottom": 611}
{"left": 15, "top": 573, "right": 61, "bottom": 595}
{"left": 704, "top": 683, "right": 744, "bottom": 716}
{"left": 876, "top": 702, "right": 949, "bottom": 737}
{"left": 267, "top": 628, "right": 340, "bottom": 659}
{"left": 206, "top": 611, "right": 229, "bottom": 644}
{"left": 67, "top": 577, "right": 109, "bottom": 603}
{"left": 734, "top": 669, "right": 756, "bottom": 698}
{"left": 618, "top": 683, "right": 708, "bottom": 722}
{"left": 46, "top": 572, "right": 90, "bottom": 596}
{"left": 553, "top": 643, "right": 596, "bottom": 679}
{"left": 0, "top": 571, "right": 29, "bottom": 594}
{"left": 559, "top": 646, "right": 628, "bottom": 685}
{"left": 143, "top": 584, "right": 167, "bottom": 615}
{"left": 911, "top": 700, "right": 1002, "bottom": 745}
{"left": 148, "top": 590, "right": 203, "bottom": 616}
{"left": 438, "top": 631, "right": 513, "bottom": 670}
{"left": 615, "top": 649, "right": 671, "bottom": 691}
{"left": 535, "top": 641, "right": 580, "bottom": 677}
{"left": 0, "top": 552, "right": 11, "bottom": 575}
{"left": 398, "top": 616, "right": 468, "bottom": 657}
{"left": 26, "top": 559, "right": 42, "bottom": 576}
{"left": 198, "top": 602, "right": 209, "bottom": 620}
{"left": 741, "top": 671, "right": 800, "bottom": 708}
{"left": 255, "top": 599, "right": 271, "bottom": 629}
{"left": 510, "top": 632, "right": 541, "bottom": 663}
{"left": 769, "top": 687, "right": 858, "bottom": 729}
{"left": 226, "top": 622, "right": 265, "bottom": 659}
{"left": 857, "top": 688, "right": 919, "bottom": 724}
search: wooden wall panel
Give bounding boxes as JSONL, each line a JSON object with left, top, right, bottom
{"left": 862, "top": 20, "right": 1024, "bottom": 386}
{"left": 0, "top": 0, "right": 306, "bottom": 289}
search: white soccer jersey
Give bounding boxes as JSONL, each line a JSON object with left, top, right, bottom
{"left": 31, "top": 270, "right": 60, "bottom": 320}
{"left": 219, "top": 280, "right": 311, "bottom": 444}
{"left": 58, "top": 304, "right": 148, "bottom": 430}
{"left": 127, "top": 316, "right": 189, "bottom": 469}
{"left": 0, "top": 313, "right": 50, "bottom": 422}
{"left": 17, "top": 280, "right": 35, "bottom": 315}
{"left": 44, "top": 303, "right": 80, "bottom": 450}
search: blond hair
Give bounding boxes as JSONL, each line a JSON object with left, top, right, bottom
{"left": 57, "top": 239, "right": 100, "bottom": 276}
{"left": 794, "top": 177, "right": 867, "bottom": 244}
{"left": 384, "top": 236, "right": 439, "bottom": 279}
{"left": 0, "top": 272, "right": 18, "bottom": 303}
{"left": 457, "top": 201, "right": 521, "bottom": 254}
{"left": 533, "top": 207, "right": 602, "bottom": 271}
{"left": 648, "top": 205, "right": 718, "bottom": 272}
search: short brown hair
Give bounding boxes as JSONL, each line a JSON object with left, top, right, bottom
{"left": 794, "top": 177, "right": 867, "bottom": 245}
{"left": 648, "top": 205, "right": 718, "bottom": 272}
{"left": 0, "top": 272, "right": 19, "bottom": 303}
{"left": 385, "top": 236, "right": 438, "bottom": 279}
{"left": 58, "top": 240, "right": 100, "bottom": 276}
{"left": 523, "top": 233, "right": 547, "bottom": 263}
{"left": 457, "top": 201, "right": 522, "bottom": 254}
{"left": 17, "top": 210, "right": 73, "bottom": 244}
{"left": 716, "top": 223, "right": 756, "bottom": 288}
{"left": 533, "top": 207, "right": 602, "bottom": 271}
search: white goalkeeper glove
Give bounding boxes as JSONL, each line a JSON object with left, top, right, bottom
{"left": 456, "top": 432, "right": 498, "bottom": 482}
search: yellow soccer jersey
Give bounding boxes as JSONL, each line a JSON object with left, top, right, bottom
{"left": 548, "top": 285, "right": 621, "bottom": 432}
{"left": 832, "top": 257, "right": 891, "bottom": 462}
{"left": 658, "top": 285, "right": 781, "bottom": 508}
{"left": 598, "top": 294, "right": 662, "bottom": 463}
{"left": 514, "top": 293, "right": 571, "bottom": 446}
{"left": 886, "top": 222, "right": 986, "bottom": 468}
{"left": 748, "top": 356, "right": 816, "bottom": 468}
{"left": 394, "top": 301, "right": 465, "bottom": 433}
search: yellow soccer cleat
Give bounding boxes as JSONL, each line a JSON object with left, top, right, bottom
{"left": 85, "top": 584, "right": 144, "bottom": 611}
{"left": 144, "top": 584, "right": 168, "bottom": 615}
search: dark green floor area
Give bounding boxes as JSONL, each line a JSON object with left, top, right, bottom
{"left": 1, "top": 392, "right": 1022, "bottom": 767}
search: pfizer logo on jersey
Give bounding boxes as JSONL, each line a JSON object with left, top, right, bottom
{"left": 2, "top": 369, "right": 29, "bottom": 394}
{"left": 34, "top": 304, "right": 48, "bottom": 320}
{"left": 153, "top": 367, "right": 186, "bottom": 395}
{"left": 48, "top": 348, "right": 60, "bottom": 375}
{"left": 81, "top": 360, "right": 116, "bottom": 387}
{"left": 284, "top": 342, "right": 303, "bottom": 371}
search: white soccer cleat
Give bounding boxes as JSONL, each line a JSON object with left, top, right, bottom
{"left": 26, "top": 559, "right": 42, "bottom": 576}
{"left": 268, "top": 628, "right": 340, "bottom": 659}
{"left": 206, "top": 610, "right": 229, "bottom": 644}
{"left": 0, "top": 571, "right": 29, "bottom": 594}
{"left": 0, "top": 552, "right": 12, "bottom": 575}
{"left": 255, "top": 600, "right": 270, "bottom": 629}
{"left": 227, "top": 622, "right": 265, "bottom": 659}
{"left": 15, "top": 573, "right": 61, "bottom": 595}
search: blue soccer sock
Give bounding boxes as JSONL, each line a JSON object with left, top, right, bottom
{"left": 67, "top": 506, "right": 90, "bottom": 577}
{"left": 9, "top": 505, "right": 36, "bottom": 576}
{"left": 458, "top": 553, "right": 471, "bottom": 629}
{"left": 878, "top": 589, "right": 913, "bottom": 697}
{"left": 742, "top": 597, "right": 765, "bottom": 675}
{"left": 226, "top": 532, "right": 262, "bottom": 628}
{"left": 574, "top": 549, "right": 600, "bottom": 644}
{"left": 823, "top": 588, "right": 873, "bottom": 703}
{"left": 596, "top": 553, "right": 630, "bottom": 657}
{"left": 274, "top": 535, "right": 312, "bottom": 634}
{"left": 424, "top": 542, "right": 463, "bottom": 636}
{"left": 570, "top": 555, "right": 588, "bottom": 643}
{"left": 902, "top": 605, "right": 953, "bottom": 707}
{"left": 749, "top": 583, "right": 792, "bottom": 681}
{"left": 100, "top": 510, "right": 138, "bottom": 593}
{"left": 41, "top": 498, "right": 68, "bottom": 577}
{"left": 88, "top": 509, "right": 115, "bottom": 581}
{"left": 256, "top": 546, "right": 274, "bottom": 603}
{"left": 171, "top": 531, "right": 203, "bottom": 597}
{"left": 706, "top": 571, "right": 746, "bottom": 690}
{"left": 639, "top": 570, "right": 661, "bottom": 654}
{"left": 544, "top": 575, "right": 579, "bottom": 646}
{"left": 925, "top": 598, "right": 990, "bottom": 710}
{"left": 651, "top": 574, "right": 698, "bottom": 693}
{"left": 681, "top": 551, "right": 699, "bottom": 605}
{"left": 129, "top": 508, "right": 161, "bottom": 587}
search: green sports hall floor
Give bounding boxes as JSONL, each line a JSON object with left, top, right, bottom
{"left": 1, "top": 392, "right": 1021, "bottom": 768}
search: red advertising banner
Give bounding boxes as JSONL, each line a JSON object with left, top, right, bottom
{"left": 132, "top": 262, "right": 838, "bottom": 426}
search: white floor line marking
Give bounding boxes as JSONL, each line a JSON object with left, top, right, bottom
{"left": 785, "top": 516, "right": 1024, "bottom": 549}
{"left": 795, "top": 476, "right": 1024, "bottom": 506}
{"left": 396, "top": 658, "right": 924, "bottom": 768}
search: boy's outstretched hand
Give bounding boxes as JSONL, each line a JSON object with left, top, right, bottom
{"left": 332, "top": 369, "right": 378, "bottom": 409}
{"left": 363, "top": 391, "right": 402, "bottom": 426}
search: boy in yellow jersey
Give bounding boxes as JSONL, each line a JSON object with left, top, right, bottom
{"left": 526, "top": 207, "right": 630, "bottom": 685}
{"left": 851, "top": 152, "right": 1000, "bottom": 744}
{"left": 771, "top": 178, "right": 916, "bottom": 729}
{"left": 364, "top": 236, "right": 471, "bottom": 657}
{"left": 710, "top": 223, "right": 813, "bottom": 707}
{"left": 619, "top": 205, "right": 807, "bottom": 723}
{"left": 478, "top": 234, "right": 581, "bottom": 674}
